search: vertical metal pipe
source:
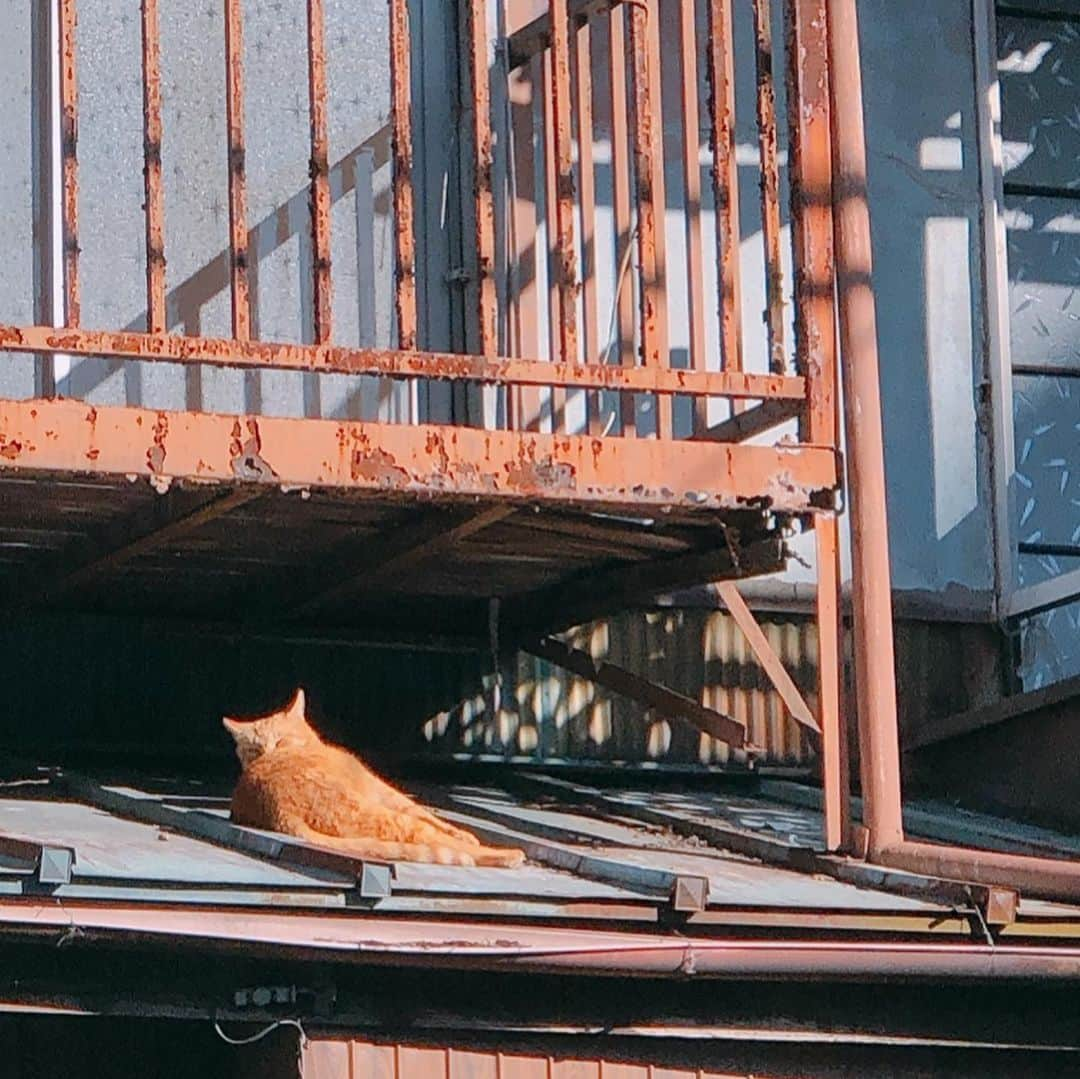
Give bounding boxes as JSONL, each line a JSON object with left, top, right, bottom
{"left": 58, "top": 0, "right": 80, "bottom": 327}
{"left": 825, "top": 0, "right": 904, "bottom": 854}
{"left": 677, "top": 0, "right": 707, "bottom": 434}
{"left": 816, "top": 515, "right": 850, "bottom": 851}
{"left": 706, "top": 0, "right": 741, "bottom": 374}
{"left": 468, "top": 0, "right": 498, "bottom": 357}
{"left": 223, "top": 0, "right": 250, "bottom": 341}
{"left": 549, "top": 0, "right": 579, "bottom": 370}
{"left": 307, "top": 0, "right": 332, "bottom": 344}
{"left": 608, "top": 7, "right": 636, "bottom": 437}
{"left": 752, "top": 0, "right": 785, "bottom": 375}
{"left": 141, "top": 0, "right": 166, "bottom": 334}
{"left": 389, "top": 0, "right": 418, "bottom": 350}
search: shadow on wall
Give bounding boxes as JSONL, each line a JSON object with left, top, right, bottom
{"left": 421, "top": 609, "right": 818, "bottom": 767}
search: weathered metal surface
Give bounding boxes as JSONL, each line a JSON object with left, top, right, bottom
{"left": 549, "top": 0, "right": 578, "bottom": 369}
{"left": 785, "top": 0, "right": 836, "bottom": 433}
{"left": 306, "top": 0, "right": 332, "bottom": 344}
{"left": 468, "top": 0, "right": 498, "bottom": 357}
{"left": 58, "top": 0, "right": 80, "bottom": 327}
{"left": 0, "top": 324, "right": 808, "bottom": 398}
{"left": 705, "top": 0, "right": 742, "bottom": 373}
{"left": 573, "top": 20, "right": 599, "bottom": 429}
{"left": 626, "top": 5, "right": 659, "bottom": 376}
{"left": 752, "top": 0, "right": 786, "bottom": 375}
{"left": 389, "top": 0, "right": 417, "bottom": 349}
{"left": 787, "top": 0, "right": 847, "bottom": 852}
{"left": 607, "top": 7, "right": 637, "bottom": 437}
{"left": 507, "top": 58, "right": 540, "bottom": 390}
{"left": 676, "top": 0, "right": 707, "bottom": 434}
{"left": 0, "top": 799, "right": 336, "bottom": 887}
{"left": 140, "top": 0, "right": 166, "bottom": 334}
{"left": 223, "top": 0, "right": 250, "bottom": 341}
{"left": 0, "top": 397, "right": 837, "bottom": 510}
{"left": 642, "top": 0, "right": 671, "bottom": 438}
{"left": 8, "top": 899, "right": 1080, "bottom": 977}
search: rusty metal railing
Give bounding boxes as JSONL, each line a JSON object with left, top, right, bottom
{"left": 3, "top": 0, "right": 840, "bottom": 450}
{"left": 0, "top": 0, "right": 843, "bottom": 830}
{"left": 497, "top": 0, "right": 831, "bottom": 443}
{"left": 0, "top": 0, "right": 845, "bottom": 830}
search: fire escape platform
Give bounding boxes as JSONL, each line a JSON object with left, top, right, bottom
{"left": 0, "top": 396, "right": 828, "bottom": 639}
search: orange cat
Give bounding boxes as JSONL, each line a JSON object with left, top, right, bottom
{"left": 223, "top": 689, "right": 524, "bottom": 867}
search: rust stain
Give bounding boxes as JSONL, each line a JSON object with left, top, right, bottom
{"left": 0, "top": 440, "right": 23, "bottom": 461}
{"left": 348, "top": 429, "right": 410, "bottom": 487}
{"left": 86, "top": 448, "right": 100, "bottom": 461}
{"left": 147, "top": 411, "right": 168, "bottom": 472}
{"left": 454, "top": 460, "right": 499, "bottom": 493}
{"left": 424, "top": 430, "right": 451, "bottom": 478}
{"left": 230, "top": 417, "right": 277, "bottom": 480}
{"left": 351, "top": 447, "right": 410, "bottom": 487}
{"left": 505, "top": 444, "right": 576, "bottom": 493}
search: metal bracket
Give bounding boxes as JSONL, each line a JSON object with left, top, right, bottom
{"left": 0, "top": 835, "right": 75, "bottom": 886}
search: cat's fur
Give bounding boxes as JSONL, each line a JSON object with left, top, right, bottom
{"left": 223, "top": 689, "right": 524, "bottom": 867}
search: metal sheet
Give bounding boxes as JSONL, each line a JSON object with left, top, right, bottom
{"left": 0, "top": 800, "right": 339, "bottom": 887}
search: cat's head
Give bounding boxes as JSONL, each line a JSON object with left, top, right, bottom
{"left": 222, "top": 688, "right": 317, "bottom": 766}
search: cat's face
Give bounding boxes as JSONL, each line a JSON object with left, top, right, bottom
{"left": 223, "top": 688, "right": 314, "bottom": 766}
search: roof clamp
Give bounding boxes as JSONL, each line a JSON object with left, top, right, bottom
{"left": 671, "top": 874, "right": 710, "bottom": 913}
{"left": 357, "top": 861, "right": 394, "bottom": 900}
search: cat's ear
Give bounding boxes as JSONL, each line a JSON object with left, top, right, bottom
{"left": 286, "top": 687, "right": 306, "bottom": 721}
{"left": 222, "top": 716, "right": 241, "bottom": 737}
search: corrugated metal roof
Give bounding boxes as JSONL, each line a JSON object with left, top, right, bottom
{"left": 0, "top": 767, "right": 1078, "bottom": 949}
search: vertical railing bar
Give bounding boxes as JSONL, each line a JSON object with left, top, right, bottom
{"left": 608, "top": 7, "right": 636, "bottom": 437}
{"left": 550, "top": 0, "right": 579, "bottom": 374}
{"left": 706, "top": 0, "right": 742, "bottom": 375}
{"left": 627, "top": 0, "right": 670, "bottom": 439}
{"left": 785, "top": 0, "right": 846, "bottom": 850}
{"left": 58, "top": 0, "right": 80, "bottom": 328}
{"left": 677, "top": 0, "right": 707, "bottom": 435}
{"left": 468, "top": 0, "right": 498, "bottom": 357}
{"left": 644, "top": 0, "right": 671, "bottom": 439}
{"left": 224, "top": 0, "right": 251, "bottom": 341}
{"left": 141, "top": 0, "right": 166, "bottom": 334}
{"left": 542, "top": 50, "right": 561, "bottom": 429}
{"left": 390, "top": 0, "right": 418, "bottom": 349}
{"left": 573, "top": 17, "right": 600, "bottom": 433}
{"left": 31, "top": 0, "right": 56, "bottom": 393}
{"left": 508, "top": 61, "right": 541, "bottom": 429}
{"left": 307, "top": 0, "right": 333, "bottom": 344}
{"left": 753, "top": 0, "right": 786, "bottom": 375}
